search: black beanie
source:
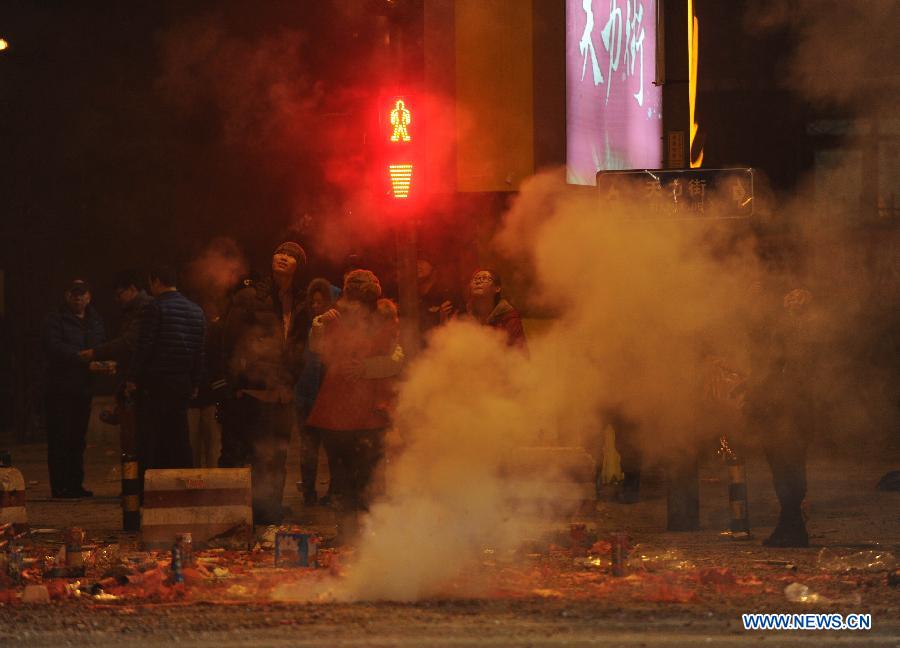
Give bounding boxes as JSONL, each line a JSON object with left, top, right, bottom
{"left": 274, "top": 241, "right": 307, "bottom": 266}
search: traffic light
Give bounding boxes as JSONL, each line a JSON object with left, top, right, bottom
{"left": 378, "top": 95, "right": 420, "bottom": 205}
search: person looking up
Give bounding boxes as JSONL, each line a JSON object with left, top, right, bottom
{"left": 466, "top": 269, "right": 527, "bottom": 349}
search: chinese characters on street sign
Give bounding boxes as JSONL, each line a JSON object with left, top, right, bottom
{"left": 595, "top": 168, "right": 755, "bottom": 218}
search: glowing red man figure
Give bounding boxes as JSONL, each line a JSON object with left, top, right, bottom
{"left": 390, "top": 99, "right": 411, "bottom": 143}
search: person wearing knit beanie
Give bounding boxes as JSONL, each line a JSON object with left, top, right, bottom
{"left": 342, "top": 269, "right": 382, "bottom": 308}
{"left": 273, "top": 241, "right": 307, "bottom": 268}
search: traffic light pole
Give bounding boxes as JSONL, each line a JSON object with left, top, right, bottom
{"left": 379, "top": 0, "right": 422, "bottom": 363}
{"left": 395, "top": 216, "right": 421, "bottom": 362}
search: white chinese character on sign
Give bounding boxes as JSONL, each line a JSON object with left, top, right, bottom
{"left": 582, "top": 0, "right": 648, "bottom": 108}
{"left": 600, "top": 0, "right": 623, "bottom": 104}
{"left": 579, "top": 0, "right": 604, "bottom": 87}
{"left": 624, "top": 0, "right": 646, "bottom": 106}
{"left": 689, "top": 178, "right": 707, "bottom": 212}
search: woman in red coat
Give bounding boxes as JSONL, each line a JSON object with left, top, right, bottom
{"left": 305, "top": 270, "right": 403, "bottom": 519}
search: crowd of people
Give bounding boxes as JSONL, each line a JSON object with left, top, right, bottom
{"left": 41, "top": 241, "right": 527, "bottom": 532}
{"left": 42, "top": 238, "right": 820, "bottom": 549}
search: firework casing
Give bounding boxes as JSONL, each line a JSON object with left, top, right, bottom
{"left": 610, "top": 533, "right": 628, "bottom": 577}
{"left": 171, "top": 545, "right": 184, "bottom": 584}
{"left": 121, "top": 452, "right": 140, "bottom": 532}
{"left": 140, "top": 468, "right": 252, "bottom": 549}
{"left": 65, "top": 527, "right": 85, "bottom": 568}
{"left": 175, "top": 532, "right": 193, "bottom": 567}
{"left": 0, "top": 468, "right": 27, "bottom": 531}
{"left": 727, "top": 457, "right": 751, "bottom": 539}
{"left": 275, "top": 532, "right": 318, "bottom": 568}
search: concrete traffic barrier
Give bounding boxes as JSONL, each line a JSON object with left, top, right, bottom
{"left": 0, "top": 468, "right": 27, "bottom": 531}
{"left": 141, "top": 467, "right": 252, "bottom": 549}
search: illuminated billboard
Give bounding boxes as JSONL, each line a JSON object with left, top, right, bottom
{"left": 567, "top": 0, "right": 663, "bottom": 185}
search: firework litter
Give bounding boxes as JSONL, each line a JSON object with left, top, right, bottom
{"left": 171, "top": 545, "right": 184, "bottom": 584}
{"left": 275, "top": 531, "right": 318, "bottom": 568}
{"left": 610, "top": 533, "right": 628, "bottom": 577}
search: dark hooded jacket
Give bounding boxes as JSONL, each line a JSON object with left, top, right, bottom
{"left": 223, "top": 277, "right": 308, "bottom": 396}
{"left": 92, "top": 290, "right": 153, "bottom": 380}
{"left": 294, "top": 278, "right": 337, "bottom": 413}
{"left": 42, "top": 304, "right": 106, "bottom": 395}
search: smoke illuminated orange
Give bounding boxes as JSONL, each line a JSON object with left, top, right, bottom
{"left": 688, "top": 0, "right": 703, "bottom": 168}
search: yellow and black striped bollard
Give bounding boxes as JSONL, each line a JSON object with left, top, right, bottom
{"left": 727, "top": 456, "right": 751, "bottom": 540}
{"left": 121, "top": 453, "right": 140, "bottom": 531}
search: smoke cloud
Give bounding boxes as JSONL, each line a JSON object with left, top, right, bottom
{"left": 266, "top": 1, "right": 898, "bottom": 603}
{"left": 277, "top": 155, "right": 896, "bottom": 601}
{"left": 183, "top": 236, "right": 248, "bottom": 315}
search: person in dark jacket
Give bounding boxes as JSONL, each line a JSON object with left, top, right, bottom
{"left": 221, "top": 241, "right": 308, "bottom": 525}
{"left": 295, "top": 277, "right": 336, "bottom": 506}
{"left": 746, "top": 286, "right": 820, "bottom": 547}
{"left": 126, "top": 265, "right": 205, "bottom": 479}
{"left": 83, "top": 270, "right": 153, "bottom": 380}
{"left": 465, "top": 269, "right": 527, "bottom": 349}
{"left": 188, "top": 302, "right": 225, "bottom": 468}
{"left": 42, "top": 279, "right": 106, "bottom": 498}
{"left": 417, "top": 259, "right": 463, "bottom": 338}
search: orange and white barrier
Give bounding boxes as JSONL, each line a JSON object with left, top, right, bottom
{"left": 0, "top": 468, "right": 27, "bottom": 530}
{"left": 141, "top": 467, "right": 251, "bottom": 549}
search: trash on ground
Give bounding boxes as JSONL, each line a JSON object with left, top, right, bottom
{"left": 784, "top": 582, "right": 829, "bottom": 604}
{"left": 626, "top": 546, "right": 695, "bottom": 571}
{"left": 816, "top": 547, "right": 896, "bottom": 572}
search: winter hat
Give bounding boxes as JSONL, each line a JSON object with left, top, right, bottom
{"left": 343, "top": 269, "right": 382, "bottom": 306}
{"left": 274, "top": 241, "right": 307, "bottom": 266}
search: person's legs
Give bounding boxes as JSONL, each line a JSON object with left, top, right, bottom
{"left": 299, "top": 416, "right": 321, "bottom": 504}
{"left": 320, "top": 428, "right": 350, "bottom": 506}
{"left": 187, "top": 407, "right": 202, "bottom": 468}
{"left": 349, "top": 429, "right": 385, "bottom": 511}
{"left": 763, "top": 434, "right": 809, "bottom": 547}
{"left": 63, "top": 393, "right": 92, "bottom": 494}
{"left": 200, "top": 405, "right": 221, "bottom": 468}
{"left": 219, "top": 397, "right": 253, "bottom": 468}
{"left": 45, "top": 394, "right": 67, "bottom": 496}
{"left": 147, "top": 383, "right": 192, "bottom": 470}
{"left": 165, "top": 388, "right": 193, "bottom": 469}
{"left": 614, "top": 416, "right": 643, "bottom": 504}
{"left": 250, "top": 402, "right": 292, "bottom": 524}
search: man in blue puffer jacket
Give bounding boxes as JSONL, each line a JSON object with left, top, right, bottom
{"left": 126, "top": 265, "right": 205, "bottom": 479}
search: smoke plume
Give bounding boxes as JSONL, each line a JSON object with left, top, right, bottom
{"left": 183, "top": 237, "right": 248, "bottom": 314}
{"left": 268, "top": 1, "right": 899, "bottom": 603}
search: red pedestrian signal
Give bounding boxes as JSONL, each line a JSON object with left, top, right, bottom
{"left": 380, "top": 95, "right": 419, "bottom": 203}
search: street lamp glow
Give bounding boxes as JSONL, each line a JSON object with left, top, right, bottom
{"left": 0, "top": 39, "right": 9, "bottom": 52}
